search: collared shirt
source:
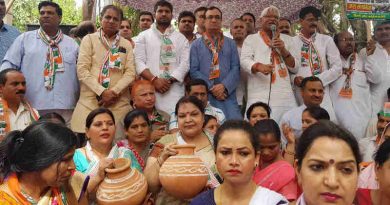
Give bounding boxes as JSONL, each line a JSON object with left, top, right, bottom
{"left": 168, "top": 102, "right": 226, "bottom": 130}
{"left": 279, "top": 105, "right": 306, "bottom": 146}
{"left": 0, "top": 23, "right": 20, "bottom": 61}
{"left": 9, "top": 103, "right": 39, "bottom": 131}
{"left": 1, "top": 29, "right": 80, "bottom": 110}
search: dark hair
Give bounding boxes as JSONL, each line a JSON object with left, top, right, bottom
{"left": 253, "top": 119, "right": 281, "bottom": 142}
{"left": 303, "top": 106, "right": 330, "bottom": 121}
{"left": 0, "top": 122, "right": 76, "bottom": 177}
{"left": 205, "top": 6, "right": 223, "bottom": 19}
{"left": 374, "top": 139, "right": 390, "bottom": 166}
{"left": 240, "top": 12, "right": 256, "bottom": 23}
{"left": 0, "top": 68, "right": 21, "bottom": 85}
{"left": 154, "top": 0, "right": 173, "bottom": 13}
{"left": 203, "top": 114, "right": 217, "bottom": 127}
{"left": 279, "top": 17, "right": 291, "bottom": 25}
{"left": 300, "top": 76, "right": 323, "bottom": 88}
{"left": 139, "top": 11, "right": 154, "bottom": 22}
{"left": 38, "top": 1, "right": 62, "bottom": 16}
{"left": 75, "top": 21, "right": 95, "bottom": 39}
{"left": 38, "top": 112, "right": 66, "bottom": 125}
{"left": 387, "top": 87, "right": 390, "bottom": 99}
{"left": 185, "top": 78, "right": 208, "bottom": 93}
{"left": 214, "top": 120, "right": 259, "bottom": 152}
{"left": 69, "top": 27, "right": 77, "bottom": 36}
{"left": 246, "top": 102, "right": 271, "bottom": 119}
{"left": 194, "top": 6, "right": 207, "bottom": 15}
{"left": 85, "top": 108, "right": 115, "bottom": 129}
{"left": 374, "top": 20, "right": 390, "bottom": 31}
{"left": 299, "top": 6, "right": 321, "bottom": 20}
{"left": 296, "top": 120, "right": 361, "bottom": 170}
{"left": 178, "top": 11, "right": 196, "bottom": 23}
{"left": 122, "top": 18, "right": 132, "bottom": 27}
{"left": 123, "top": 109, "right": 151, "bottom": 130}
{"left": 175, "top": 96, "right": 205, "bottom": 117}
{"left": 100, "top": 5, "right": 123, "bottom": 21}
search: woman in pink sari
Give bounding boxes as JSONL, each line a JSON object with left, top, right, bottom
{"left": 252, "top": 119, "right": 298, "bottom": 201}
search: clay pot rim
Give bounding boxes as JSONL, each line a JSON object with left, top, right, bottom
{"left": 105, "top": 158, "right": 131, "bottom": 173}
{"left": 172, "top": 144, "right": 196, "bottom": 149}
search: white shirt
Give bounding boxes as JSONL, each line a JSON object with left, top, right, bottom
{"left": 279, "top": 105, "right": 306, "bottom": 146}
{"left": 9, "top": 103, "right": 38, "bottom": 131}
{"left": 359, "top": 43, "right": 390, "bottom": 116}
{"left": 236, "top": 46, "right": 247, "bottom": 106}
{"left": 330, "top": 54, "right": 381, "bottom": 140}
{"left": 291, "top": 33, "right": 342, "bottom": 122}
{"left": 241, "top": 33, "right": 299, "bottom": 122}
{"left": 359, "top": 135, "right": 378, "bottom": 162}
{"left": 134, "top": 26, "right": 190, "bottom": 114}
{"left": 249, "top": 187, "right": 288, "bottom": 205}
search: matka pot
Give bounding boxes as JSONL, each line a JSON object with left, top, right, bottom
{"left": 96, "top": 158, "right": 147, "bottom": 205}
{"left": 159, "top": 144, "right": 208, "bottom": 199}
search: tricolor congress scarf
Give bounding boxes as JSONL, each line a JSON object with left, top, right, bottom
{"left": 299, "top": 32, "right": 323, "bottom": 76}
{"left": 203, "top": 31, "right": 224, "bottom": 80}
{"left": 153, "top": 24, "right": 176, "bottom": 79}
{"left": 339, "top": 52, "right": 356, "bottom": 99}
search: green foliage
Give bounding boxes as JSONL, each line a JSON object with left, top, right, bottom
{"left": 114, "top": 2, "right": 141, "bottom": 36}
{"left": 12, "top": 0, "right": 82, "bottom": 32}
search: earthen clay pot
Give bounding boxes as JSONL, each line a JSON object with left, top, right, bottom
{"left": 159, "top": 144, "right": 208, "bottom": 199}
{"left": 97, "top": 158, "right": 147, "bottom": 205}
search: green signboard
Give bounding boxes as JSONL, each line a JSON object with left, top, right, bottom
{"left": 346, "top": 0, "right": 390, "bottom": 20}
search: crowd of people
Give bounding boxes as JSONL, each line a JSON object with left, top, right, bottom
{"left": 0, "top": 0, "right": 389, "bottom": 204}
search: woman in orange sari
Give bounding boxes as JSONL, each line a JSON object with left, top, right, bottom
{"left": 252, "top": 119, "right": 298, "bottom": 201}
{"left": 0, "top": 122, "right": 88, "bottom": 205}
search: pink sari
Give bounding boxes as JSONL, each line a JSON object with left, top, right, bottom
{"left": 253, "top": 160, "right": 298, "bottom": 201}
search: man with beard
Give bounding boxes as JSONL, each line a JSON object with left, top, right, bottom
{"left": 331, "top": 31, "right": 381, "bottom": 140}
{"left": 359, "top": 21, "right": 390, "bottom": 116}
{"left": 178, "top": 11, "right": 196, "bottom": 43}
{"left": 291, "top": 6, "right": 342, "bottom": 123}
{"left": 0, "top": 0, "right": 20, "bottom": 61}
{"left": 241, "top": 12, "right": 256, "bottom": 34}
{"left": 1, "top": 1, "right": 79, "bottom": 125}
{"left": 190, "top": 6, "right": 242, "bottom": 120}
{"left": 230, "top": 18, "right": 247, "bottom": 112}
{"left": 0, "top": 69, "right": 39, "bottom": 140}
{"left": 134, "top": 0, "right": 189, "bottom": 114}
{"left": 359, "top": 104, "right": 390, "bottom": 162}
{"left": 278, "top": 17, "right": 292, "bottom": 36}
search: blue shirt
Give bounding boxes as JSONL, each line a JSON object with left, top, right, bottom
{"left": 0, "top": 24, "right": 20, "bottom": 61}
{"left": 190, "top": 36, "right": 242, "bottom": 120}
{"left": 1, "top": 29, "right": 79, "bottom": 110}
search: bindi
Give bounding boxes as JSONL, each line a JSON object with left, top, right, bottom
{"left": 329, "top": 159, "right": 335, "bottom": 164}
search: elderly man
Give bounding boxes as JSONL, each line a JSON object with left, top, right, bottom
{"left": 194, "top": 6, "right": 207, "bottom": 38}
{"left": 291, "top": 6, "right": 342, "bottom": 122}
{"left": 178, "top": 11, "right": 196, "bottom": 43}
{"left": 0, "top": 0, "right": 20, "bottom": 61}
{"left": 0, "top": 69, "right": 39, "bottom": 139}
{"left": 190, "top": 6, "right": 241, "bottom": 120}
{"left": 331, "top": 31, "right": 381, "bottom": 140}
{"left": 134, "top": 0, "right": 189, "bottom": 115}
{"left": 360, "top": 21, "right": 390, "bottom": 116}
{"left": 241, "top": 12, "right": 256, "bottom": 34}
{"left": 1, "top": 1, "right": 79, "bottom": 124}
{"left": 241, "top": 6, "right": 299, "bottom": 122}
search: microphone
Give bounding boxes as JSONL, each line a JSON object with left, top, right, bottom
{"left": 270, "top": 24, "right": 277, "bottom": 39}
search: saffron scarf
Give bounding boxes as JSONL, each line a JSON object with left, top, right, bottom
{"left": 298, "top": 32, "right": 323, "bottom": 76}
{"left": 98, "top": 29, "right": 122, "bottom": 89}
{"left": 339, "top": 53, "right": 356, "bottom": 99}
{"left": 0, "top": 98, "right": 39, "bottom": 138}
{"left": 152, "top": 24, "right": 176, "bottom": 79}
{"left": 259, "top": 31, "right": 288, "bottom": 83}
{"left": 203, "top": 31, "right": 224, "bottom": 80}
{"left": 39, "top": 28, "right": 64, "bottom": 90}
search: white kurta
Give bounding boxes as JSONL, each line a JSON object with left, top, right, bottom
{"left": 240, "top": 33, "right": 299, "bottom": 122}
{"left": 330, "top": 54, "right": 381, "bottom": 140}
{"left": 236, "top": 46, "right": 247, "bottom": 106}
{"left": 134, "top": 27, "right": 190, "bottom": 114}
{"left": 359, "top": 135, "right": 378, "bottom": 162}
{"left": 359, "top": 43, "right": 390, "bottom": 116}
{"left": 291, "top": 33, "right": 342, "bottom": 122}
{"left": 279, "top": 105, "right": 306, "bottom": 146}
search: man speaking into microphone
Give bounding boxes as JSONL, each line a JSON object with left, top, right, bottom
{"left": 240, "top": 6, "right": 299, "bottom": 122}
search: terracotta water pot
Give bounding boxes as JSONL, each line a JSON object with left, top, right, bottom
{"left": 159, "top": 144, "right": 208, "bottom": 199}
{"left": 96, "top": 158, "right": 147, "bottom": 205}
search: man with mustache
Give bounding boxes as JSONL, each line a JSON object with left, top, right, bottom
{"left": 241, "top": 6, "right": 299, "bottom": 122}
{"left": 330, "top": 31, "right": 381, "bottom": 140}
{"left": 0, "top": 0, "right": 20, "bottom": 61}
{"left": 1, "top": 1, "right": 79, "bottom": 125}
{"left": 240, "top": 12, "right": 256, "bottom": 34}
{"left": 291, "top": 6, "right": 342, "bottom": 123}
{"left": 0, "top": 69, "right": 39, "bottom": 140}
{"left": 178, "top": 11, "right": 196, "bottom": 43}
{"left": 278, "top": 18, "right": 292, "bottom": 36}
{"left": 134, "top": 0, "right": 189, "bottom": 115}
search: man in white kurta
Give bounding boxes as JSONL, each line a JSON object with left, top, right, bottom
{"left": 241, "top": 6, "right": 299, "bottom": 122}
{"left": 134, "top": 2, "right": 189, "bottom": 114}
{"left": 291, "top": 6, "right": 342, "bottom": 122}
{"left": 359, "top": 21, "right": 390, "bottom": 117}
{"left": 331, "top": 31, "right": 382, "bottom": 140}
